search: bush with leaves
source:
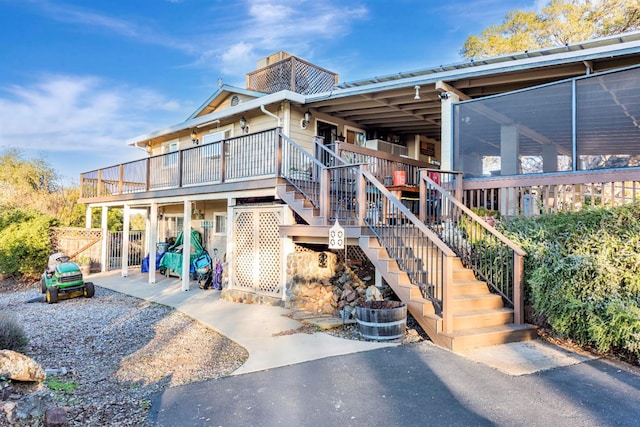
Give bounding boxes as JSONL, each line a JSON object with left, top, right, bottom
{"left": 0, "top": 311, "right": 29, "bottom": 353}
{"left": 0, "top": 206, "right": 56, "bottom": 277}
{"left": 500, "top": 203, "right": 640, "bottom": 360}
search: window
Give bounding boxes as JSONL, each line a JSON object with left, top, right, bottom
{"left": 165, "top": 215, "right": 184, "bottom": 239}
{"left": 345, "top": 127, "right": 366, "bottom": 146}
{"left": 214, "top": 213, "right": 227, "bottom": 234}
{"left": 162, "top": 140, "right": 179, "bottom": 168}
{"left": 202, "top": 128, "right": 232, "bottom": 159}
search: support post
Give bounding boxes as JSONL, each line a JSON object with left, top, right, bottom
{"left": 182, "top": 200, "right": 192, "bottom": 291}
{"left": 85, "top": 206, "right": 92, "bottom": 229}
{"left": 100, "top": 206, "right": 108, "bottom": 272}
{"left": 121, "top": 204, "right": 130, "bottom": 277}
{"left": 513, "top": 253, "right": 524, "bottom": 325}
{"left": 148, "top": 203, "right": 158, "bottom": 284}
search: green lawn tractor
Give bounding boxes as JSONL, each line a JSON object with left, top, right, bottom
{"left": 40, "top": 252, "right": 95, "bottom": 303}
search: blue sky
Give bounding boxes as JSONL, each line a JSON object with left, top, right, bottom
{"left": 0, "top": 0, "right": 541, "bottom": 183}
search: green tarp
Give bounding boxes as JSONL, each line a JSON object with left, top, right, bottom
{"left": 158, "top": 229, "right": 204, "bottom": 277}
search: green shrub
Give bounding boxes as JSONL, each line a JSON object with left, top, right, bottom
{"left": 0, "top": 311, "right": 29, "bottom": 353}
{"left": 500, "top": 202, "right": 640, "bottom": 360}
{"left": 0, "top": 206, "right": 55, "bottom": 276}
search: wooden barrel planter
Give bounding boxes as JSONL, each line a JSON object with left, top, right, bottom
{"left": 355, "top": 302, "right": 407, "bottom": 340}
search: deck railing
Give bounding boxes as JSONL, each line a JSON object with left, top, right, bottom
{"left": 80, "top": 129, "right": 281, "bottom": 198}
{"left": 280, "top": 133, "right": 326, "bottom": 209}
{"left": 361, "top": 167, "right": 457, "bottom": 329}
{"left": 421, "top": 170, "right": 526, "bottom": 318}
{"left": 463, "top": 168, "right": 640, "bottom": 216}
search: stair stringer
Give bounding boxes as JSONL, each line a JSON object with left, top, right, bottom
{"left": 276, "top": 183, "right": 324, "bottom": 226}
{"left": 359, "top": 236, "right": 455, "bottom": 350}
{"left": 359, "top": 236, "right": 538, "bottom": 352}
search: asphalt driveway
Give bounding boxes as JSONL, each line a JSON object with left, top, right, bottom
{"left": 149, "top": 341, "right": 640, "bottom": 427}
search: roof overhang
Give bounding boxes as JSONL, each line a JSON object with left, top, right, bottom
{"left": 128, "top": 90, "right": 306, "bottom": 146}
{"left": 304, "top": 32, "right": 640, "bottom": 139}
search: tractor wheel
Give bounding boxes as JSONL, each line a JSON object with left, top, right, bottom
{"left": 84, "top": 282, "right": 95, "bottom": 298}
{"left": 40, "top": 278, "right": 47, "bottom": 294}
{"left": 46, "top": 287, "right": 58, "bottom": 304}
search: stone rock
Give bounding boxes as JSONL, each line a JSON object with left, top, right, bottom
{"left": 365, "top": 285, "right": 383, "bottom": 302}
{"left": 0, "top": 350, "right": 46, "bottom": 382}
{"left": 4, "top": 390, "right": 50, "bottom": 424}
{"left": 45, "top": 406, "right": 68, "bottom": 426}
{"left": 3, "top": 401, "right": 17, "bottom": 424}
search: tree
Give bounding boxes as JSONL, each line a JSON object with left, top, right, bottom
{"left": 0, "top": 148, "right": 58, "bottom": 212}
{"left": 461, "top": 0, "right": 640, "bottom": 59}
{"left": 0, "top": 148, "right": 86, "bottom": 227}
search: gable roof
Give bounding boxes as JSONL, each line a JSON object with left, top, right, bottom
{"left": 186, "top": 84, "right": 267, "bottom": 120}
{"left": 128, "top": 90, "right": 306, "bottom": 146}
{"left": 130, "top": 31, "right": 640, "bottom": 146}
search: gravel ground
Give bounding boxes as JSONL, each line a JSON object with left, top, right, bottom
{"left": 0, "top": 281, "right": 428, "bottom": 426}
{"left": 0, "top": 285, "right": 248, "bottom": 426}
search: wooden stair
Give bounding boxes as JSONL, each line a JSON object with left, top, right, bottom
{"left": 279, "top": 181, "right": 536, "bottom": 352}
{"left": 276, "top": 183, "right": 324, "bottom": 225}
{"left": 359, "top": 236, "right": 537, "bottom": 352}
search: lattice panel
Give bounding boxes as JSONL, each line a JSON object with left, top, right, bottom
{"left": 233, "top": 212, "right": 256, "bottom": 290}
{"left": 257, "top": 211, "right": 282, "bottom": 294}
{"left": 51, "top": 227, "right": 102, "bottom": 240}
{"left": 247, "top": 57, "right": 336, "bottom": 95}
{"left": 293, "top": 60, "right": 335, "bottom": 94}
{"left": 248, "top": 60, "right": 292, "bottom": 94}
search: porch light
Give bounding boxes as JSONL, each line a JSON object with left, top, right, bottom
{"left": 300, "top": 110, "right": 312, "bottom": 129}
{"left": 240, "top": 116, "right": 248, "bottom": 133}
{"left": 191, "top": 129, "right": 199, "bottom": 145}
{"left": 414, "top": 85, "right": 421, "bottom": 100}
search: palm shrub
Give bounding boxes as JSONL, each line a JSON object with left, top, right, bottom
{"left": 500, "top": 203, "right": 640, "bottom": 360}
{"left": 0, "top": 311, "right": 29, "bottom": 353}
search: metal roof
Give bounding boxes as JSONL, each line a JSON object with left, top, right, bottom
{"left": 304, "top": 32, "right": 640, "bottom": 140}
{"left": 130, "top": 32, "right": 640, "bottom": 146}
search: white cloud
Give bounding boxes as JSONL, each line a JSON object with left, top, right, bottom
{"left": 220, "top": 42, "right": 256, "bottom": 76}
{"left": 0, "top": 75, "right": 187, "bottom": 155}
{"left": 201, "top": 0, "right": 368, "bottom": 79}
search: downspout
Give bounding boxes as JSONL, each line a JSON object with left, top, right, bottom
{"left": 261, "top": 104, "right": 281, "bottom": 128}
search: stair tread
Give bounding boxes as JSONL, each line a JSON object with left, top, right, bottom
{"left": 453, "top": 280, "right": 488, "bottom": 286}
{"left": 454, "top": 293, "right": 502, "bottom": 301}
{"left": 454, "top": 308, "right": 513, "bottom": 317}
{"left": 445, "top": 323, "right": 537, "bottom": 338}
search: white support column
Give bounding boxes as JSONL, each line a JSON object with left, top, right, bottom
{"left": 100, "top": 206, "right": 108, "bottom": 272}
{"left": 500, "top": 125, "right": 520, "bottom": 216}
{"left": 148, "top": 203, "right": 158, "bottom": 284}
{"left": 439, "top": 92, "right": 460, "bottom": 171}
{"left": 85, "top": 206, "right": 92, "bottom": 228}
{"left": 121, "top": 204, "right": 130, "bottom": 277}
{"left": 226, "top": 198, "right": 235, "bottom": 291}
{"left": 181, "top": 200, "right": 192, "bottom": 291}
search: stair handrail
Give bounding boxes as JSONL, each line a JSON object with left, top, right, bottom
{"left": 419, "top": 170, "right": 526, "bottom": 323}
{"left": 279, "top": 132, "right": 328, "bottom": 209}
{"left": 359, "top": 167, "right": 458, "bottom": 331}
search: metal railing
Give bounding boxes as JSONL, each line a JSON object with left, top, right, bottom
{"left": 80, "top": 129, "right": 281, "bottom": 198}
{"left": 107, "top": 230, "right": 145, "bottom": 270}
{"left": 420, "top": 170, "right": 526, "bottom": 320}
{"left": 280, "top": 133, "right": 326, "bottom": 209}
{"left": 360, "top": 167, "right": 457, "bottom": 329}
